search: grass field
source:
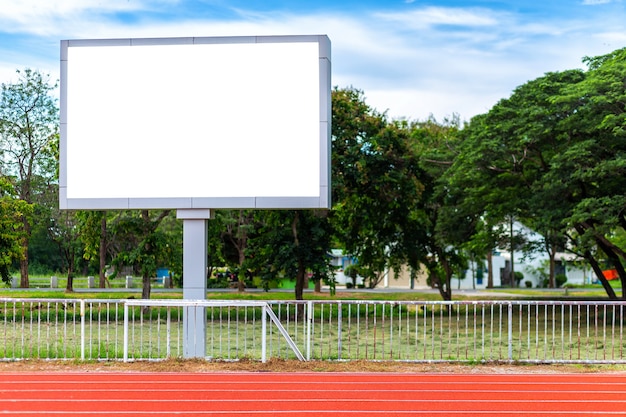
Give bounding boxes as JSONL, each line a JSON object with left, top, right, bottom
{"left": 2, "top": 275, "right": 624, "bottom": 363}
{"left": 4, "top": 277, "right": 620, "bottom": 301}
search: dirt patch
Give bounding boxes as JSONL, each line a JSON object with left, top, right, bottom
{"left": 1, "top": 359, "right": 625, "bottom": 374}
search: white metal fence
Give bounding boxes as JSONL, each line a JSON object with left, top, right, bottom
{"left": 1, "top": 298, "right": 625, "bottom": 363}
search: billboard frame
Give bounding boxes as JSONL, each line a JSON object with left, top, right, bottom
{"left": 59, "top": 35, "right": 331, "bottom": 211}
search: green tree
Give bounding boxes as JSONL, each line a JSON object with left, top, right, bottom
{"left": 557, "top": 47, "right": 626, "bottom": 297}
{"left": 452, "top": 47, "right": 626, "bottom": 298}
{"left": 35, "top": 178, "right": 85, "bottom": 291}
{"left": 28, "top": 207, "right": 64, "bottom": 274}
{"left": 331, "top": 87, "right": 426, "bottom": 288}
{"left": 219, "top": 210, "right": 255, "bottom": 292}
{"left": 48, "top": 210, "right": 83, "bottom": 291}
{"left": 407, "top": 116, "right": 470, "bottom": 300}
{"left": 108, "top": 210, "right": 172, "bottom": 299}
{"left": 248, "top": 210, "right": 334, "bottom": 300}
{"left": 0, "top": 69, "right": 58, "bottom": 287}
{"left": 76, "top": 211, "right": 110, "bottom": 288}
{"left": 0, "top": 177, "right": 32, "bottom": 284}
{"left": 449, "top": 70, "right": 586, "bottom": 288}
{"left": 206, "top": 214, "right": 226, "bottom": 284}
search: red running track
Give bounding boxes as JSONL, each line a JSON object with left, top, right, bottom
{"left": 2, "top": 372, "right": 626, "bottom": 416}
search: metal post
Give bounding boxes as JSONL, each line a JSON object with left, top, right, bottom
{"left": 306, "top": 301, "right": 313, "bottom": 361}
{"left": 123, "top": 303, "right": 129, "bottom": 362}
{"left": 178, "top": 209, "right": 211, "bottom": 359}
{"left": 337, "top": 301, "right": 342, "bottom": 360}
{"left": 508, "top": 302, "right": 513, "bottom": 361}
{"left": 166, "top": 308, "right": 171, "bottom": 358}
{"left": 262, "top": 304, "right": 267, "bottom": 363}
{"left": 80, "top": 300, "right": 86, "bottom": 360}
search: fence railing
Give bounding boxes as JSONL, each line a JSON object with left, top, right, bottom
{"left": 1, "top": 298, "right": 625, "bottom": 363}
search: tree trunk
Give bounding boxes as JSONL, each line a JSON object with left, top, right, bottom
{"left": 486, "top": 252, "right": 494, "bottom": 288}
{"left": 291, "top": 211, "right": 305, "bottom": 300}
{"left": 470, "top": 254, "right": 476, "bottom": 290}
{"left": 237, "top": 271, "right": 246, "bottom": 292}
{"left": 438, "top": 248, "right": 453, "bottom": 301}
{"left": 440, "top": 273, "right": 452, "bottom": 301}
{"left": 509, "top": 216, "right": 516, "bottom": 288}
{"left": 142, "top": 274, "right": 151, "bottom": 300}
{"left": 19, "top": 257, "right": 28, "bottom": 288}
{"left": 140, "top": 210, "right": 152, "bottom": 300}
{"left": 295, "top": 259, "right": 305, "bottom": 301}
{"left": 429, "top": 253, "right": 452, "bottom": 301}
{"left": 594, "top": 236, "right": 626, "bottom": 299}
{"left": 99, "top": 214, "right": 107, "bottom": 288}
{"left": 235, "top": 211, "right": 248, "bottom": 293}
{"left": 432, "top": 270, "right": 452, "bottom": 301}
{"left": 237, "top": 251, "right": 246, "bottom": 292}
{"left": 548, "top": 245, "right": 556, "bottom": 288}
{"left": 585, "top": 249, "right": 617, "bottom": 299}
{"left": 314, "top": 279, "right": 321, "bottom": 293}
{"left": 19, "top": 216, "right": 30, "bottom": 288}
{"left": 65, "top": 268, "right": 74, "bottom": 293}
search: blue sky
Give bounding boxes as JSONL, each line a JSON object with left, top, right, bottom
{"left": 1, "top": 0, "right": 625, "bottom": 121}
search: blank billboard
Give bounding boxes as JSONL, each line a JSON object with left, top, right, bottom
{"left": 60, "top": 35, "right": 331, "bottom": 210}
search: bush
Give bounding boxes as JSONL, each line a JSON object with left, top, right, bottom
{"left": 541, "top": 273, "right": 569, "bottom": 288}
{"left": 524, "top": 280, "right": 532, "bottom": 288}
{"left": 555, "top": 274, "right": 567, "bottom": 288}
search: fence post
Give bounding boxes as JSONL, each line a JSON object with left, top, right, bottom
{"left": 80, "top": 300, "right": 86, "bottom": 360}
{"left": 123, "top": 303, "right": 129, "bottom": 362}
{"left": 306, "top": 301, "right": 313, "bottom": 361}
{"left": 337, "top": 301, "right": 342, "bottom": 360}
{"left": 508, "top": 302, "right": 513, "bottom": 362}
{"left": 166, "top": 308, "right": 171, "bottom": 358}
{"left": 261, "top": 304, "right": 267, "bottom": 363}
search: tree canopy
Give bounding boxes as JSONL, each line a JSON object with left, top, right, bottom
{"left": 1, "top": 46, "right": 626, "bottom": 301}
{"left": 0, "top": 69, "right": 58, "bottom": 287}
{"left": 449, "top": 47, "right": 626, "bottom": 298}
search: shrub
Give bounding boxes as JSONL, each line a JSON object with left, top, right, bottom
{"left": 555, "top": 274, "right": 567, "bottom": 288}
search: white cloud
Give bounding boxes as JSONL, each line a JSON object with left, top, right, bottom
{"left": 375, "top": 6, "right": 500, "bottom": 29}
{"left": 0, "top": 0, "right": 175, "bottom": 18}
{"left": 0, "top": 0, "right": 177, "bottom": 36}
{"left": 0, "top": 2, "right": 624, "bottom": 121}
{"left": 582, "top": 0, "right": 613, "bottom": 5}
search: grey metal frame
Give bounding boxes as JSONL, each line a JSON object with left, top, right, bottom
{"left": 59, "top": 35, "right": 331, "bottom": 211}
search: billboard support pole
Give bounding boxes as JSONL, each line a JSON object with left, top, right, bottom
{"left": 177, "top": 209, "right": 211, "bottom": 358}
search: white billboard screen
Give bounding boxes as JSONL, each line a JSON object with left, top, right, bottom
{"left": 60, "top": 36, "right": 331, "bottom": 210}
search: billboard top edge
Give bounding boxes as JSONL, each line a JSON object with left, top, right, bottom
{"left": 63, "top": 34, "right": 330, "bottom": 48}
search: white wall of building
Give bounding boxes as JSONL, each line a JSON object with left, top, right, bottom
{"left": 332, "top": 220, "right": 594, "bottom": 289}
